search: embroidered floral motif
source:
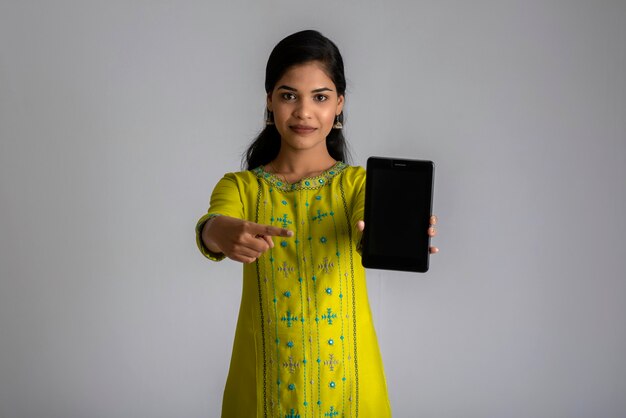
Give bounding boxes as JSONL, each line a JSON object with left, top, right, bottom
{"left": 285, "top": 409, "right": 300, "bottom": 418}
{"left": 276, "top": 214, "right": 293, "bottom": 229}
{"left": 283, "top": 356, "right": 300, "bottom": 374}
{"left": 277, "top": 261, "right": 295, "bottom": 278}
{"left": 321, "top": 307, "right": 337, "bottom": 325}
{"left": 324, "top": 353, "right": 339, "bottom": 371}
{"left": 280, "top": 311, "right": 298, "bottom": 327}
{"left": 312, "top": 209, "right": 328, "bottom": 223}
{"left": 325, "top": 406, "right": 339, "bottom": 417}
{"left": 318, "top": 257, "right": 334, "bottom": 274}
{"left": 252, "top": 161, "right": 347, "bottom": 192}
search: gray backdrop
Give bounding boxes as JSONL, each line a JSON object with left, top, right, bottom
{"left": 1, "top": 1, "right": 625, "bottom": 417}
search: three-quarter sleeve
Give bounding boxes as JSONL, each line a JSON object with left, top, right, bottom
{"left": 350, "top": 172, "right": 366, "bottom": 229}
{"left": 195, "top": 173, "right": 245, "bottom": 261}
{"left": 342, "top": 166, "right": 366, "bottom": 254}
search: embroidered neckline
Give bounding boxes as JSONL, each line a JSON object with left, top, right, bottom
{"left": 252, "top": 161, "right": 347, "bottom": 191}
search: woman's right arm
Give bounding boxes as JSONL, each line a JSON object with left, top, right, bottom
{"left": 201, "top": 215, "right": 293, "bottom": 264}
{"left": 200, "top": 216, "right": 225, "bottom": 254}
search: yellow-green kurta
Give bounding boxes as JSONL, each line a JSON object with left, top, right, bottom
{"left": 196, "top": 162, "right": 391, "bottom": 418}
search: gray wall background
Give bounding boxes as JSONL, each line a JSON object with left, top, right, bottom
{"left": 1, "top": 1, "right": 625, "bottom": 417}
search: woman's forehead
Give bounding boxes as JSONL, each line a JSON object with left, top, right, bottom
{"left": 274, "top": 62, "right": 335, "bottom": 90}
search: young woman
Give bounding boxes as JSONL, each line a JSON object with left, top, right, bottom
{"left": 196, "top": 30, "right": 438, "bottom": 418}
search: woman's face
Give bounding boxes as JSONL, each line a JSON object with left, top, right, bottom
{"left": 267, "top": 61, "right": 344, "bottom": 156}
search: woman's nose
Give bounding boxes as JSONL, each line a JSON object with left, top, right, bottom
{"left": 293, "top": 99, "right": 312, "bottom": 119}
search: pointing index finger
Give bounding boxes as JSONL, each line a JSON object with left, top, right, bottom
{"left": 252, "top": 223, "right": 293, "bottom": 238}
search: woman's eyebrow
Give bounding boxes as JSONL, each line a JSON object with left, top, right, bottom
{"left": 277, "top": 85, "right": 334, "bottom": 93}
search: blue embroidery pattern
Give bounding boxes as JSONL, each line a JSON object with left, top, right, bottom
{"left": 285, "top": 409, "right": 300, "bottom": 418}
{"left": 280, "top": 311, "right": 298, "bottom": 328}
{"left": 321, "top": 308, "right": 337, "bottom": 325}
{"left": 276, "top": 214, "right": 293, "bottom": 229}
{"left": 324, "top": 406, "right": 339, "bottom": 417}
{"left": 312, "top": 209, "right": 328, "bottom": 223}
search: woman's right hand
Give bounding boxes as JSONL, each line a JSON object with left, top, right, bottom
{"left": 202, "top": 215, "right": 293, "bottom": 263}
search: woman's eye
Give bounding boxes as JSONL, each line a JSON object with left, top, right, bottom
{"left": 281, "top": 93, "right": 296, "bottom": 101}
{"left": 315, "top": 94, "right": 328, "bottom": 102}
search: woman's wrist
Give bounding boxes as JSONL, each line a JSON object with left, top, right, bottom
{"left": 201, "top": 216, "right": 223, "bottom": 254}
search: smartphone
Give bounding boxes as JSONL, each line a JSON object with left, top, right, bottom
{"left": 361, "top": 157, "right": 435, "bottom": 273}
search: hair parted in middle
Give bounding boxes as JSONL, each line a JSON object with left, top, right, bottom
{"left": 243, "top": 29, "right": 350, "bottom": 170}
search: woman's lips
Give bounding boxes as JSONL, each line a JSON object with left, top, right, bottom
{"left": 290, "top": 125, "right": 317, "bottom": 135}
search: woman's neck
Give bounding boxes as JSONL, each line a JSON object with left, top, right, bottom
{"left": 268, "top": 149, "right": 337, "bottom": 183}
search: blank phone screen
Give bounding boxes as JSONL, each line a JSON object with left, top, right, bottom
{"left": 362, "top": 158, "right": 434, "bottom": 272}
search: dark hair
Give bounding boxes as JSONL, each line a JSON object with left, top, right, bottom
{"left": 243, "top": 30, "right": 350, "bottom": 170}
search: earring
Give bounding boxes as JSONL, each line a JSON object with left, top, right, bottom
{"left": 333, "top": 114, "right": 343, "bottom": 129}
{"left": 265, "top": 109, "right": 275, "bottom": 126}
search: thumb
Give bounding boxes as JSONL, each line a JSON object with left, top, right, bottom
{"left": 356, "top": 220, "right": 365, "bottom": 232}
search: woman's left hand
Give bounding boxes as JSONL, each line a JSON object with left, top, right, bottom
{"left": 427, "top": 215, "right": 439, "bottom": 254}
{"left": 356, "top": 214, "right": 439, "bottom": 254}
